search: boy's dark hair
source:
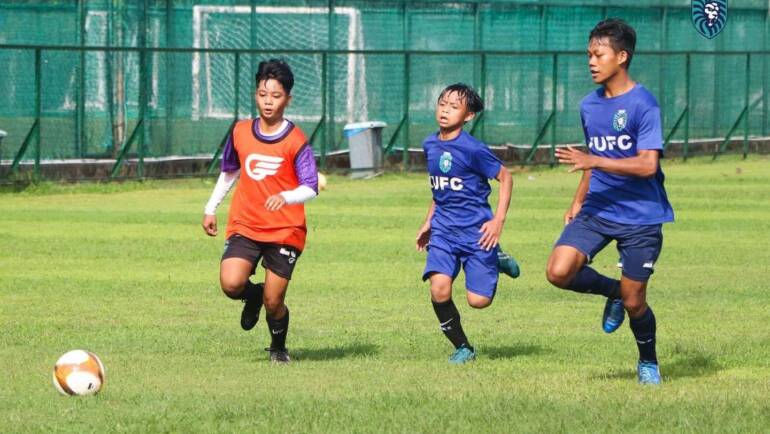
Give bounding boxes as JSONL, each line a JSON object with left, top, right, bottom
{"left": 589, "top": 18, "right": 636, "bottom": 69}
{"left": 255, "top": 59, "right": 294, "bottom": 94}
{"left": 438, "top": 83, "right": 484, "bottom": 113}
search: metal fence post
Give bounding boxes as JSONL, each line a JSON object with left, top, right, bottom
{"left": 325, "top": 0, "right": 336, "bottom": 160}
{"left": 250, "top": 0, "right": 257, "bottom": 117}
{"left": 402, "top": 0, "right": 410, "bottom": 170}
{"left": 77, "top": 0, "right": 86, "bottom": 158}
{"left": 743, "top": 53, "right": 750, "bottom": 159}
{"left": 138, "top": 47, "right": 146, "bottom": 178}
{"left": 550, "top": 53, "right": 557, "bottom": 167}
{"left": 402, "top": 53, "right": 410, "bottom": 168}
{"left": 165, "top": 1, "right": 174, "bottom": 155}
{"left": 479, "top": 53, "right": 487, "bottom": 141}
{"left": 35, "top": 48, "right": 41, "bottom": 179}
{"left": 684, "top": 53, "right": 690, "bottom": 160}
{"left": 320, "top": 52, "right": 327, "bottom": 169}
{"left": 234, "top": 52, "right": 240, "bottom": 120}
{"left": 138, "top": 0, "right": 149, "bottom": 178}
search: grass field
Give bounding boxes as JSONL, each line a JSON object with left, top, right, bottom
{"left": 1, "top": 156, "right": 769, "bottom": 433}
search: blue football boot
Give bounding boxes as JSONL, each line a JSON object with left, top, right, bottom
{"left": 602, "top": 298, "right": 625, "bottom": 333}
{"left": 637, "top": 360, "right": 661, "bottom": 385}
{"left": 448, "top": 345, "right": 476, "bottom": 364}
{"left": 497, "top": 250, "right": 521, "bottom": 279}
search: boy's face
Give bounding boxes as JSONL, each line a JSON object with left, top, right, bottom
{"left": 587, "top": 37, "right": 628, "bottom": 84}
{"left": 435, "top": 91, "right": 475, "bottom": 130}
{"left": 255, "top": 79, "right": 291, "bottom": 122}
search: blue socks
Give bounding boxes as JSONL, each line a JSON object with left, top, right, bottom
{"left": 630, "top": 307, "right": 657, "bottom": 363}
{"left": 566, "top": 266, "right": 621, "bottom": 299}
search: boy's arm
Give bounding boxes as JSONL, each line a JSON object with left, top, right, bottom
{"left": 202, "top": 133, "right": 240, "bottom": 236}
{"left": 478, "top": 166, "right": 512, "bottom": 251}
{"left": 555, "top": 147, "right": 659, "bottom": 178}
{"left": 557, "top": 104, "right": 662, "bottom": 178}
{"left": 416, "top": 201, "right": 435, "bottom": 251}
{"left": 265, "top": 144, "right": 319, "bottom": 210}
{"left": 565, "top": 169, "right": 591, "bottom": 225}
{"left": 202, "top": 170, "right": 239, "bottom": 236}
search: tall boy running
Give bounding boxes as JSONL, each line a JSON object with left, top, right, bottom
{"left": 547, "top": 19, "right": 674, "bottom": 384}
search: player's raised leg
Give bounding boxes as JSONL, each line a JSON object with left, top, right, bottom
{"left": 429, "top": 273, "right": 475, "bottom": 364}
{"left": 547, "top": 223, "right": 624, "bottom": 333}
{"left": 220, "top": 256, "right": 264, "bottom": 331}
{"left": 464, "top": 245, "right": 497, "bottom": 310}
{"left": 263, "top": 268, "right": 291, "bottom": 363}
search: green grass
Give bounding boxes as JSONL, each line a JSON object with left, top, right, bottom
{"left": 2, "top": 155, "right": 769, "bottom": 433}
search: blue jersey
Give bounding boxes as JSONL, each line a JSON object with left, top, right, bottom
{"left": 423, "top": 131, "right": 502, "bottom": 240}
{"left": 579, "top": 84, "right": 674, "bottom": 225}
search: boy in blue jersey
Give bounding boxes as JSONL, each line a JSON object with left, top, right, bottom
{"left": 416, "top": 84, "right": 514, "bottom": 364}
{"left": 548, "top": 19, "right": 674, "bottom": 384}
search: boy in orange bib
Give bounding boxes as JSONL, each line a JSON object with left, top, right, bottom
{"left": 202, "top": 59, "right": 319, "bottom": 363}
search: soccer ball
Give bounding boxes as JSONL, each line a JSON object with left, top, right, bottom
{"left": 52, "top": 350, "right": 105, "bottom": 396}
{"left": 318, "top": 172, "right": 327, "bottom": 191}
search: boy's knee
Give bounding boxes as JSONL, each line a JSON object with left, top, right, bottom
{"left": 263, "top": 296, "right": 284, "bottom": 314}
{"left": 466, "top": 292, "right": 492, "bottom": 309}
{"left": 624, "top": 300, "right": 647, "bottom": 318}
{"left": 468, "top": 298, "right": 492, "bottom": 309}
{"left": 220, "top": 280, "right": 245, "bottom": 299}
{"left": 430, "top": 285, "right": 452, "bottom": 303}
{"left": 546, "top": 264, "right": 573, "bottom": 289}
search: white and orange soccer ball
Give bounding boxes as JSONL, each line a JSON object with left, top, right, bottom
{"left": 52, "top": 350, "right": 105, "bottom": 396}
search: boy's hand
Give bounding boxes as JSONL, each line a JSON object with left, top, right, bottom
{"left": 265, "top": 194, "right": 286, "bottom": 211}
{"left": 555, "top": 146, "right": 595, "bottom": 172}
{"left": 416, "top": 223, "right": 431, "bottom": 251}
{"left": 202, "top": 214, "right": 218, "bottom": 237}
{"left": 564, "top": 202, "right": 582, "bottom": 225}
{"left": 478, "top": 217, "right": 504, "bottom": 251}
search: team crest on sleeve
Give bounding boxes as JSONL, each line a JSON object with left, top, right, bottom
{"left": 612, "top": 109, "right": 628, "bottom": 132}
{"left": 245, "top": 153, "right": 283, "bottom": 181}
{"left": 439, "top": 152, "right": 453, "bottom": 174}
{"left": 692, "top": 0, "right": 728, "bottom": 39}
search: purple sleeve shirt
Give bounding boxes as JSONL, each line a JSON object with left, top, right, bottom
{"left": 220, "top": 133, "right": 240, "bottom": 172}
{"left": 294, "top": 143, "right": 319, "bottom": 193}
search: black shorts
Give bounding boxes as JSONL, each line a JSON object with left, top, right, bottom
{"left": 221, "top": 234, "right": 302, "bottom": 280}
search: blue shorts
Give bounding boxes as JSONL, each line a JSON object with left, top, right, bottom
{"left": 422, "top": 233, "right": 499, "bottom": 299}
{"left": 555, "top": 213, "right": 663, "bottom": 282}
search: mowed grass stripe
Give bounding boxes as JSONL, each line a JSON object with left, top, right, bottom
{"left": 1, "top": 155, "right": 769, "bottom": 433}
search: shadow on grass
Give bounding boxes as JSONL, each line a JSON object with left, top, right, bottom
{"left": 293, "top": 343, "right": 379, "bottom": 361}
{"left": 594, "top": 348, "right": 722, "bottom": 380}
{"left": 664, "top": 350, "right": 723, "bottom": 379}
{"left": 483, "top": 344, "right": 549, "bottom": 360}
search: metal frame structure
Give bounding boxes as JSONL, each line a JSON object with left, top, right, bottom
{"left": 0, "top": 0, "right": 768, "bottom": 180}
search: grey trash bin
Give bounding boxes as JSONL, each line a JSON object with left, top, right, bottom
{"left": 343, "top": 121, "right": 386, "bottom": 179}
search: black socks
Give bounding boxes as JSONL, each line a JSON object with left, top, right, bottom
{"left": 629, "top": 306, "right": 657, "bottom": 363}
{"left": 431, "top": 299, "right": 471, "bottom": 350}
{"left": 566, "top": 266, "right": 621, "bottom": 299}
{"left": 266, "top": 308, "right": 290, "bottom": 351}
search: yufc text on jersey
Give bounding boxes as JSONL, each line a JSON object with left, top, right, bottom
{"left": 588, "top": 135, "right": 633, "bottom": 152}
{"left": 430, "top": 176, "right": 464, "bottom": 191}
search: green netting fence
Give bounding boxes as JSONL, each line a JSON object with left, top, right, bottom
{"left": 0, "top": 1, "right": 768, "bottom": 179}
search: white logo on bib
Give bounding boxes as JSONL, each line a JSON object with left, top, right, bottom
{"left": 245, "top": 153, "right": 283, "bottom": 181}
